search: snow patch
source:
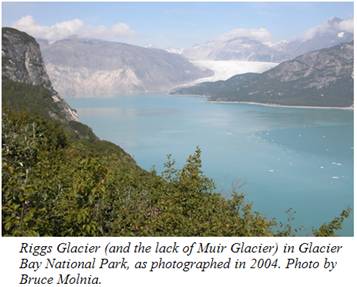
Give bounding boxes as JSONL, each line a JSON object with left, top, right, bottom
{"left": 166, "top": 48, "right": 183, "bottom": 55}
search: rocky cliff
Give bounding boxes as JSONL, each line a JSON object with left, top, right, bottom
{"left": 2, "top": 27, "right": 78, "bottom": 121}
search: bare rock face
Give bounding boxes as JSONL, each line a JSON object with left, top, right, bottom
{"left": 2, "top": 27, "right": 78, "bottom": 121}
{"left": 45, "top": 64, "right": 143, "bottom": 98}
{"left": 39, "top": 38, "right": 212, "bottom": 97}
{"left": 2, "top": 28, "right": 53, "bottom": 90}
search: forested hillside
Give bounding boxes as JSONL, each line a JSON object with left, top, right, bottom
{"left": 2, "top": 27, "right": 349, "bottom": 236}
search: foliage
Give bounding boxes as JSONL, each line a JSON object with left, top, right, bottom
{"left": 3, "top": 79, "right": 63, "bottom": 120}
{"left": 313, "top": 209, "right": 351, "bottom": 237}
{"left": 2, "top": 79, "right": 98, "bottom": 141}
{"left": 2, "top": 109, "right": 351, "bottom": 236}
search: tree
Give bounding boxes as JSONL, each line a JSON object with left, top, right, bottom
{"left": 2, "top": 110, "right": 351, "bottom": 237}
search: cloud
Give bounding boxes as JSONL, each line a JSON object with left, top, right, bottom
{"left": 338, "top": 18, "right": 354, "bottom": 33}
{"left": 13, "top": 15, "right": 134, "bottom": 42}
{"left": 303, "top": 17, "right": 354, "bottom": 40}
{"left": 219, "top": 27, "right": 272, "bottom": 42}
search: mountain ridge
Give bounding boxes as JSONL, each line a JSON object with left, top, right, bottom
{"left": 1, "top": 27, "right": 276, "bottom": 237}
{"left": 38, "top": 37, "right": 212, "bottom": 97}
{"left": 183, "top": 17, "right": 353, "bottom": 62}
{"left": 2, "top": 26, "right": 350, "bottom": 237}
{"left": 173, "top": 41, "right": 354, "bottom": 108}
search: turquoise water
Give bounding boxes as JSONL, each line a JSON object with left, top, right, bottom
{"left": 67, "top": 94, "right": 353, "bottom": 235}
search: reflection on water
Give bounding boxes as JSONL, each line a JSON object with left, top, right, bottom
{"left": 67, "top": 94, "right": 353, "bottom": 235}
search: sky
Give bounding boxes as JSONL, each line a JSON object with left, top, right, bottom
{"left": 1, "top": 2, "right": 354, "bottom": 48}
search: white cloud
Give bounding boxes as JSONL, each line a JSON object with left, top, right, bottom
{"left": 80, "top": 23, "right": 134, "bottom": 41}
{"left": 219, "top": 27, "right": 272, "bottom": 42}
{"left": 338, "top": 18, "right": 354, "bottom": 33}
{"left": 303, "top": 17, "right": 354, "bottom": 40}
{"left": 13, "top": 15, "right": 134, "bottom": 42}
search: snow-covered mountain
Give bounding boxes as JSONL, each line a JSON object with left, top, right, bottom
{"left": 183, "top": 17, "right": 353, "bottom": 62}
{"left": 183, "top": 28, "right": 289, "bottom": 62}
{"left": 284, "top": 17, "right": 353, "bottom": 58}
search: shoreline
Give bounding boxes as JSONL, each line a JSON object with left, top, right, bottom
{"left": 207, "top": 99, "right": 354, "bottom": 111}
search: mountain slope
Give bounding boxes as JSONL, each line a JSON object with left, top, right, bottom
{"left": 2, "top": 28, "right": 277, "bottom": 237}
{"left": 183, "top": 17, "right": 353, "bottom": 62}
{"left": 2, "top": 27, "right": 349, "bottom": 237}
{"left": 2, "top": 27, "right": 142, "bottom": 166}
{"left": 2, "top": 27, "right": 78, "bottom": 121}
{"left": 39, "top": 37, "right": 212, "bottom": 97}
{"left": 285, "top": 17, "right": 353, "bottom": 58}
{"left": 184, "top": 36, "right": 289, "bottom": 62}
{"left": 174, "top": 42, "right": 354, "bottom": 107}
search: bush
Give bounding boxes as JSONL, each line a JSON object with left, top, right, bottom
{"left": 2, "top": 110, "right": 350, "bottom": 236}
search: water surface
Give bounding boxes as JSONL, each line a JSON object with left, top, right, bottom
{"left": 67, "top": 94, "right": 353, "bottom": 235}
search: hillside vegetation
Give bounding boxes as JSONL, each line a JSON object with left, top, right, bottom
{"left": 3, "top": 99, "right": 275, "bottom": 236}
{"left": 174, "top": 42, "right": 353, "bottom": 108}
{"left": 2, "top": 82, "right": 350, "bottom": 236}
{"left": 2, "top": 27, "right": 350, "bottom": 236}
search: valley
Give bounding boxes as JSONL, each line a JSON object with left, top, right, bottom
{"left": 2, "top": 5, "right": 354, "bottom": 237}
